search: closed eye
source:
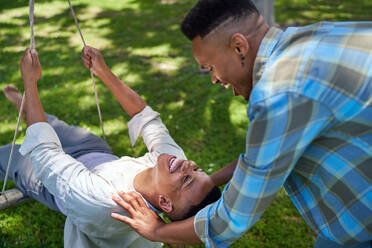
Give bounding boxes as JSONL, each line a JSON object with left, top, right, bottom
{"left": 183, "top": 175, "right": 191, "bottom": 184}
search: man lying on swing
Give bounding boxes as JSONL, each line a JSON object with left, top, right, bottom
{"left": 0, "top": 48, "right": 223, "bottom": 248}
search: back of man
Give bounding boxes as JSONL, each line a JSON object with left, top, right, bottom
{"left": 251, "top": 21, "right": 372, "bottom": 245}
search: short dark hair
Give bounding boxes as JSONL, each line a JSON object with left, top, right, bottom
{"left": 181, "top": 0, "right": 259, "bottom": 40}
{"left": 177, "top": 185, "right": 221, "bottom": 221}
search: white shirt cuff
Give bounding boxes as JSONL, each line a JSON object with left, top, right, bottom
{"left": 127, "top": 106, "right": 160, "bottom": 147}
{"left": 19, "top": 122, "right": 62, "bottom": 156}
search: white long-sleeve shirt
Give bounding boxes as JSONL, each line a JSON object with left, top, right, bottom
{"left": 19, "top": 106, "right": 186, "bottom": 248}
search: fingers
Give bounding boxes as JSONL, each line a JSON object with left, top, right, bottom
{"left": 112, "top": 194, "right": 135, "bottom": 214}
{"left": 82, "top": 56, "right": 92, "bottom": 68}
{"left": 21, "top": 48, "right": 39, "bottom": 66}
{"left": 122, "top": 191, "right": 147, "bottom": 210}
{"left": 21, "top": 48, "right": 32, "bottom": 64}
{"left": 30, "top": 49, "right": 40, "bottom": 66}
{"left": 111, "top": 212, "right": 134, "bottom": 225}
{"left": 82, "top": 46, "right": 95, "bottom": 68}
{"left": 83, "top": 45, "right": 99, "bottom": 58}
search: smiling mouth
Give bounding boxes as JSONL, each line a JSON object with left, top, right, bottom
{"left": 168, "top": 156, "right": 183, "bottom": 173}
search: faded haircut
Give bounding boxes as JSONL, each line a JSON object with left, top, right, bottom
{"left": 173, "top": 185, "right": 221, "bottom": 221}
{"left": 181, "top": 0, "right": 259, "bottom": 41}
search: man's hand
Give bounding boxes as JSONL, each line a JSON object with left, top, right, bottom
{"left": 82, "top": 46, "right": 109, "bottom": 78}
{"left": 111, "top": 191, "right": 165, "bottom": 242}
{"left": 20, "top": 48, "right": 42, "bottom": 86}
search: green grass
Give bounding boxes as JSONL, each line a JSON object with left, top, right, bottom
{"left": 0, "top": 0, "right": 371, "bottom": 247}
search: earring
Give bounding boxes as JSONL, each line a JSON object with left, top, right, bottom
{"left": 240, "top": 54, "right": 245, "bottom": 66}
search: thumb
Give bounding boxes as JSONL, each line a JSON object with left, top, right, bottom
{"left": 30, "top": 49, "right": 39, "bottom": 66}
{"left": 23, "top": 48, "right": 33, "bottom": 63}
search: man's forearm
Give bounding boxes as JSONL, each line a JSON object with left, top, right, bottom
{"left": 153, "top": 217, "right": 202, "bottom": 245}
{"left": 98, "top": 70, "right": 147, "bottom": 117}
{"left": 210, "top": 159, "right": 238, "bottom": 186}
{"left": 25, "top": 81, "right": 47, "bottom": 127}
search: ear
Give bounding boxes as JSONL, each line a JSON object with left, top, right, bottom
{"left": 158, "top": 195, "right": 173, "bottom": 213}
{"left": 230, "top": 33, "right": 250, "bottom": 56}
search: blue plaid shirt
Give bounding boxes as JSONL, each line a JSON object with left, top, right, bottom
{"left": 194, "top": 22, "right": 372, "bottom": 247}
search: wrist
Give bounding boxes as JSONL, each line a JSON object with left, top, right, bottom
{"left": 96, "top": 65, "right": 110, "bottom": 79}
{"left": 99, "top": 69, "right": 116, "bottom": 86}
{"left": 149, "top": 222, "right": 166, "bottom": 243}
{"left": 23, "top": 78, "right": 38, "bottom": 88}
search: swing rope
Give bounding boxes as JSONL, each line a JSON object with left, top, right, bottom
{"left": 67, "top": 0, "right": 106, "bottom": 142}
{"left": 0, "top": 0, "right": 33, "bottom": 195}
{"left": 1, "top": 0, "right": 105, "bottom": 196}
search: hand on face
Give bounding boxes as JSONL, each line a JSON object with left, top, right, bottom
{"left": 20, "top": 48, "right": 42, "bottom": 86}
{"left": 111, "top": 191, "right": 164, "bottom": 242}
{"left": 82, "top": 45, "right": 109, "bottom": 78}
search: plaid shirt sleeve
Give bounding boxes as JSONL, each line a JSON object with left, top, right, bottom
{"left": 194, "top": 92, "right": 334, "bottom": 247}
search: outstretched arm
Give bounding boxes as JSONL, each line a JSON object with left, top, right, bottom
{"left": 82, "top": 46, "right": 146, "bottom": 117}
{"left": 210, "top": 159, "right": 238, "bottom": 186}
{"left": 20, "top": 48, "right": 47, "bottom": 127}
{"left": 111, "top": 192, "right": 202, "bottom": 245}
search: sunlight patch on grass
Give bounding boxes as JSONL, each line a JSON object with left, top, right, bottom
{"left": 203, "top": 102, "right": 213, "bottom": 124}
{"left": 79, "top": 6, "right": 103, "bottom": 20}
{"left": 1, "top": 45, "right": 28, "bottom": 53}
{"left": 0, "top": 122, "right": 23, "bottom": 134}
{"left": 68, "top": 32, "right": 112, "bottom": 50}
{"left": 168, "top": 23, "right": 180, "bottom": 31}
{"left": 166, "top": 99, "right": 184, "bottom": 111}
{"left": 111, "top": 63, "right": 130, "bottom": 76}
{"left": 34, "top": 1, "right": 67, "bottom": 19}
{"left": 0, "top": 213, "right": 23, "bottom": 235}
{"left": 84, "top": 0, "right": 141, "bottom": 11}
{"left": 0, "top": 8, "right": 28, "bottom": 22}
{"left": 144, "top": 31, "right": 156, "bottom": 38}
{"left": 130, "top": 44, "right": 172, "bottom": 57}
{"left": 42, "top": 66, "right": 73, "bottom": 77}
{"left": 229, "top": 98, "right": 248, "bottom": 127}
{"left": 150, "top": 57, "right": 186, "bottom": 73}
{"left": 99, "top": 117, "right": 127, "bottom": 135}
{"left": 77, "top": 95, "right": 96, "bottom": 109}
{"left": 122, "top": 73, "right": 143, "bottom": 85}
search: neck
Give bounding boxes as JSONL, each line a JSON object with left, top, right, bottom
{"left": 133, "top": 168, "right": 159, "bottom": 208}
{"left": 246, "top": 15, "right": 270, "bottom": 65}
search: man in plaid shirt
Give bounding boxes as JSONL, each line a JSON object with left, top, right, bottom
{"left": 111, "top": 0, "right": 372, "bottom": 247}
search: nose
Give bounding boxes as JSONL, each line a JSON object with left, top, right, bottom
{"left": 181, "top": 161, "right": 193, "bottom": 174}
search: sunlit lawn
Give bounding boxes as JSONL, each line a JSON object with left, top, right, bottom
{"left": 0, "top": 0, "right": 371, "bottom": 247}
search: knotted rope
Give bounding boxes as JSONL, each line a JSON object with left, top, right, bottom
{"left": 67, "top": 0, "right": 106, "bottom": 141}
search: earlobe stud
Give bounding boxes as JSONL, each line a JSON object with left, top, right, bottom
{"left": 240, "top": 54, "right": 245, "bottom": 66}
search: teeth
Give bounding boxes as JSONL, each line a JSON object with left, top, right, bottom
{"left": 169, "top": 158, "right": 179, "bottom": 172}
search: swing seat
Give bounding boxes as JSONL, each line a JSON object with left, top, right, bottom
{"left": 0, "top": 189, "right": 30, "bottom": 210}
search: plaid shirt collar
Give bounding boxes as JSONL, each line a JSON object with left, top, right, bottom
{"left": 252, "top": 27, "right": 283, "bottom": 86}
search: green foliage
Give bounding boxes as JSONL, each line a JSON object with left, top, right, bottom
{"left": 1, "top": 0, "right": 370, "bottom": 247}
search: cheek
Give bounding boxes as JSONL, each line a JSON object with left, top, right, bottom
{"left": 219, "top": 59, "right": 240, "bottom": 81}
{"left": 157, "top": 174, "right": 181, "bottom": 193}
